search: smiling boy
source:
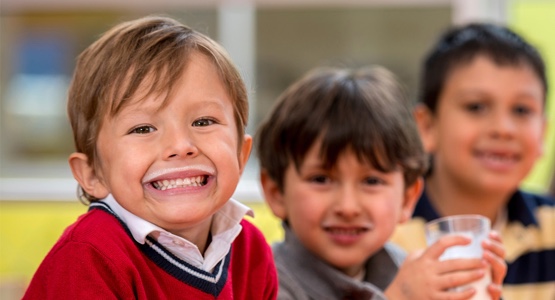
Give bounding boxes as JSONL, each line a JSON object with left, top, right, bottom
{"left": 391, "top": 23, "right": 555, "bottom": 299}
{"left": 23, "top": 16, "right": 277, "bottom": 299}
{"left": 257, "top": 66, "right": 506, "bottom": 299}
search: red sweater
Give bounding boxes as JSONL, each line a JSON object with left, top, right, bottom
{"left": 23, "top": 203, "right": 278, "bottom": 299}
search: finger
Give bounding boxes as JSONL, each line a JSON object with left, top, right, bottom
{"left": 487, "top": 283, "right": 503, "bottom": 300}
{"left": 406, "top": 249, "right": 425, "bottom": 260}
{"left": 482, "top": 238, "right": 506, "bottom": 260}
{"left": 436, "top": 258, "right": 484, "bottom": 274}
{"left": 424, "top": 235, "right": 472, "bottom": 259}
{"left": 437, "top": 268, "right": 486, "bottom": 290}
{"left": 488, "top": 231, "right": 503, "bottom": 243}
{"left": 483, "top": 250, "right": 507, "bottom": 285}
{"left": 435, "top": 286, "right": 476, "bottom": 300}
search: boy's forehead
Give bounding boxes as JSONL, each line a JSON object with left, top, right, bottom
{"left": 107, "top": 58, "right": 189, "bottom": 116}
{"left": 447, "top": 55, "right": 543, "bottom": 85}
{"left": 440, "top": 55, "right": 545, "bottom": 108}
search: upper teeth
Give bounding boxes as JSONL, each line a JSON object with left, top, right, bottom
{"left": 152, "top": 176, "right": 206, "bottom": 190}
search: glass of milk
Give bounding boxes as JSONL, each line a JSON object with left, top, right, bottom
{"left": 425, "top": 214, "right": 491, "bottom": 300}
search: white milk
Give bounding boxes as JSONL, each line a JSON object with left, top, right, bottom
{"left": 425, "top": 215, "right": 492, "bottom": 300}
{"left": 439, "top": 231, "right": 484, "bottom": 260}
{"left": 470, "top": 271, "right": 492, "bottom": 300}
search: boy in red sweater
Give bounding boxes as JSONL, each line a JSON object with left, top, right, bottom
{"left": 23, "top": 16, "right": 277, "bottom": 299}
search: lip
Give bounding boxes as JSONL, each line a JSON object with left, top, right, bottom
{"left": 324, "top": 225, "right": 372, "bottom": 246}
{"left": 473, "top": 149, "right": 519, "bottom": 172}
{"left": 142, "top": 165, "right": 215, "bottom": 195}
{"left": 143, "top": 165, "right": 215, "bottom": 183}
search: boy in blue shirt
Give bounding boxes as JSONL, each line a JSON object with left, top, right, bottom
{"left": 391, "top": 23, "right": 555, "bottom": 299}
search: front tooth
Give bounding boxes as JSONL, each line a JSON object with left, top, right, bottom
{"left": 176, "top": 178, "right": 183, "bottom": 185}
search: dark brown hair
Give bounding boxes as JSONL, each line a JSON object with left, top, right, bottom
{"left": 256, "top": 66, "right": 427, "bottom": 192}
{"left": 420, "top": 22, "right": 547, "bottom": 113}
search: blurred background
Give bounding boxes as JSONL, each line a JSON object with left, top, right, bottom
{"left": 1, "top": 0, "right": 554, "bottom": 298}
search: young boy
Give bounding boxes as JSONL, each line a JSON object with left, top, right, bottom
{"left": 23, "top": 16, "right": 277, "bottom": 299}
{"left": 391, "top": 23, "right": 555, "bottom": 299}
{"left": 256, "top": 66, "right": 506, "bottom": 299}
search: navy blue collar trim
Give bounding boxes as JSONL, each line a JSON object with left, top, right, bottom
{"left": 89, "top": 202, "right": 229, "bottom": 296}
{"left": 412, "top": 189, "right": 440, "bottom": 222}
{"left": 413, "top": 189, "right": 541, "bottom": 227}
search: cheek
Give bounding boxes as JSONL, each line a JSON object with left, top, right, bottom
{"left": 369, "top": 191, "right": 405, "bottom": 222}
{"left": 211, "top": 135, "right": 242, "bottom": 166}
{"left": 97, "top": 144, "right": 146, "bottom": 187}
{"left": 437, "top": 125, "right": 475, "bottom": 153}
{"left": 285, "top": 189, "right": 324, "bottom": 224}
{"left": 524, "top": 124, "right": 545, "bottom": 152}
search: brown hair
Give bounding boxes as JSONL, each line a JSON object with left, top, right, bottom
{"left": 256, "top": 66, "right": 427, "bottom": 192}
{"left": 68, "top": 16, "right": 248, "bottom": 202}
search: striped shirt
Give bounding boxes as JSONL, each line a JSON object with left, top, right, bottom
{"left": 390, "top": 189, "right": 555, "bottom": 300}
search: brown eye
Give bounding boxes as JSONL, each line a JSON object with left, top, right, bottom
{"left": 363, "top": 177, "right": 383, "bottom": 185}
{"left": 465, "top": 103, "right": 486, "bottom": 113}
{"left": 192, "top": 118, "right": 215, "bottom": 127}
{"left": 129, "top": 125, "right": 155, "bottom": 134}
{"left": 513, "top": 105, "right": 532, "bottom": 116}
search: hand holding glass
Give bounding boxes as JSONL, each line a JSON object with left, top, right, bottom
{"left": 425, "top": 215, "right": 491, "bottom": 300}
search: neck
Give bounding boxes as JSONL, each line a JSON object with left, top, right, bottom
{"left": 425, "top": 173, "right": 512, "bottom": 224}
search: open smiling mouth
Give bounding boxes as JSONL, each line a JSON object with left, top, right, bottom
{"left": 151, "top": 176, "right": 208, "bottom": 190}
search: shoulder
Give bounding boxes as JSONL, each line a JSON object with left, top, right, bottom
{"left": 518, "top": 190, "right": 555, "bottom": 207}
{"left": 23, "top": 208, "right": 138, "bottom": 298}
{"left": 233, "top": 219, "right": 274, "bottom": 265}
{"left": 382, "top": 242, "right": 407, "bottom": 266}
{"left": 509, "top": 190, "right": 555, "bottom": 227}
{"left": 236, "top": 218, "right": 272, "bottom": 247}
{"left": 61, "top": 206, "right": 130, "bottom": 246}
{"left": 272, "top": 242, "right": 309, "bottom": 300}
{"left": 42, "top": 207, "right": 137, "bottom": 269}
{"left": 231, "top": 219, "right": 279, "bottom": 299}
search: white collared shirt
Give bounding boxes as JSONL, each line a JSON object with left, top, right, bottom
{"left": 102, "top": 195, "right": 254, "bottom": 272}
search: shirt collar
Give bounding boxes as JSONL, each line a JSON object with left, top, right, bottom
{"left": 414, "top": 188, "right": 539, "bottom": 227}
{"left": 506, "top": 190, "right": 539, "bottom": 226}
{"left": 101, "top": 195, "right": 254, "bottom": 271}
{"left": 102, "top": 194, "right": 253, "bottom": 243}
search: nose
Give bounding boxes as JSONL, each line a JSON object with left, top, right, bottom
{"left": 163, "top": 127, "right": 198, "bottom": 160}
{"left": 488, "top": 109, "right": 516, "bottom": 140}
{"left": 332, "top": 185, "right": 361, "bottom": 219}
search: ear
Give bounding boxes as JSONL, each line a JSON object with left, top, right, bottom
{"left": 260, "top": 170, "right": 288, "bottom": 220}
{"left": 413, "top": 104, "right": 438, "bottom": 153}
{"left": 68, "top": 152, "right": 109, "bottom": 199}
{"left": 238, "top": 134, "right": 253, "bottom": 174}
{"left": 398, "top": 177, "right": 424, "bottom": 224}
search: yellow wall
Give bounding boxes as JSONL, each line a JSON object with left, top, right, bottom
{"left": 511, "top": 1, "right": 555, "bottom": 192}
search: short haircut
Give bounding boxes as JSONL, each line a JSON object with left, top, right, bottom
{"left": 68, "top": 16, "right": 248, "bottom": 171}
{"left": 420, "top": 22, "right": 547, "bottom": 112}
{"left": 256, "top": 66, "right": 427, "bottom": 192}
